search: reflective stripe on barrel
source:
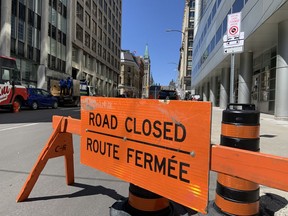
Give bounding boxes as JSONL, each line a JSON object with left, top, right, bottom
{"left": 125, "top": 184, "right": 173, "bottom": 216}
{"left": 128, "top": 192, "right": 170, "bottom": 212}
{"left": 215, "top": 194, "right": 259, "bottom": 216}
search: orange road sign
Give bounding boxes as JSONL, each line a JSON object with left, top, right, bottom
{"left": 80, "top": 97, "right": 212, "bottom": 213}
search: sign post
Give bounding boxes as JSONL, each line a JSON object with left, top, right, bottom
{"left": 80, "top": 97, "right": 212, "bottom": 213}
{"left": 223, "top": 12, "right": 244, "bottom": 103}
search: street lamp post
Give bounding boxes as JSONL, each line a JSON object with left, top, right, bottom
{"left": 166, "top": 29, "right": 185, "bottom": 35}
{"left": 166, "top": 29, "right": 186, "bottom": 99}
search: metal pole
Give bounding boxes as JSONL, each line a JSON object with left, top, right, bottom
{"left": 230, "top": 53, "right": 235, "bottom": 103}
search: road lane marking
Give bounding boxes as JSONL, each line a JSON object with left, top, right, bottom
{"left": 59, "top": 107, "right": 80, "bottom": 111}
{"left": 0, "top": 123, "right": 39, "bottom": 132}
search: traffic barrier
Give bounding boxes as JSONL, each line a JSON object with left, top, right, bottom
{"left": 16, "top": 117, "right": 75, "bottom": 202}
{"left": 214, "top": 104, "right": 260, "bottom": 215}
{"left": 16, "top": 100, "right": 288, "bottom": 215}
{"left": 110, "top": 184, "right": 175, "bottom": 216}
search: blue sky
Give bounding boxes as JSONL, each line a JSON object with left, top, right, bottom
{"left": 121, "top": 1, "right": 185, "bottom": 86}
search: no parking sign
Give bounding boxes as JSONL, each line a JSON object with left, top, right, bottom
{"left": 227, "top": 12, "right": 241, "bottom": 39}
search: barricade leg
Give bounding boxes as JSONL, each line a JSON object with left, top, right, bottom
{"left": 214, "top": 104, "right": 260, "bottom": 215}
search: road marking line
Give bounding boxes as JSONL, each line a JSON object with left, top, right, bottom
{"left": 0, "top": 123, "right": 39, "bottom": 132}
{"left": 59, "top": 107, "right": 80, "bottom": 111}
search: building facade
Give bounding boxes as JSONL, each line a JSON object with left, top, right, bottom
{"left": 192, "top": 0, "right": 288, "bottom": 119}
{"left": 179, "top": 0, "right": 195, "bottom": 98}
{"left": 119, "top": 50, "right": 143, "bottom": 98}
{"left": 0, "top": 0, "right": 121, "bottom": 97}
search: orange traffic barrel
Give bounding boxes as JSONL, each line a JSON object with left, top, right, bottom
{"left": 214, "top": 103, "right": 260, "bottom": 216}
{"left": 110, "top": 183, "right": 175, "bottom": 216}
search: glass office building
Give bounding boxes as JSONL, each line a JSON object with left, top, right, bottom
{"left": 192, "top": 0, "right": 288, "bottom": 119}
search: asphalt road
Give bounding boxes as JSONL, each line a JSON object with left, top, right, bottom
{"left": 0, "top": 105, "right": 287, "bottom": 216}
{"left": 0, "top": 107, "right": 129, "bottom": 216}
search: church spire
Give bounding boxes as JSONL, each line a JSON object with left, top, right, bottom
{"left": 144, "top": 44, "right": 149, "bottom": 59}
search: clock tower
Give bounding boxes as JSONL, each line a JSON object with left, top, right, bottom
{"left": 142, "top": 44, "right": 151, "bottom": 98}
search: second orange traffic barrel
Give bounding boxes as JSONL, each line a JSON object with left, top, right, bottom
{"left": 214, "top": 104, "right": 260, "bottom": 216}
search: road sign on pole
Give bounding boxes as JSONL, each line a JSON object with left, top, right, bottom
{"left": 227, "top": 12, "right": 241, "bottom": 39}
{"left": 224, "top": 46, "right": 244, "bottom": 54}
{"left": 223, "top": 32, "right": 245, "bottom": 49}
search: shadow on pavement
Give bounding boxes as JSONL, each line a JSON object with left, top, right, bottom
{"left": 25, "top": 183, "right": 124, "bottom": 202}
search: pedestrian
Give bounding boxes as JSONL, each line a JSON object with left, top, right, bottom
{"left": 67, "top": 77, "right": 73, "bottom": 96}
{"left": 59, "top": 79, "right": 66, "bottom": 96}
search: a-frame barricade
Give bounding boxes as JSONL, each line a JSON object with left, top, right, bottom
{"left": 16, "top": 117, "right": 74, "bottom": 202}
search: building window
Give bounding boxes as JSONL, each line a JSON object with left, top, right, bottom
{"left": 19, "top": 3, "right": 26, "bottom": 21}
{"left": 35, "top": 14, "right": 41, "bottom": 30}
{"left": 92, "top": 20, "right": 97, "bottom": 35}
{"left": 18, "top": 41, "right": 25, "bottom": 56}
{"left": 103, "top": 48, "right": 106, "bottom": 60}
{"left": 77, "top": 2, "right": 84, "bottom": 21}
{"left": 28, "top": 9, "right": 35, "bottom": 26}
{"left": 85, "top": 32, "right": 90, "bottom": 48}
{"left": 72, "top": 46, "right": 77, "bottom": 61}
{"left": 12, "top": 0, "right": 17, "bottom": 16}
{"left": 92, "top": 38, "right": 97, "bottom": 52}
{"left": 98, "top": 26, "right": 102, "bottom": 41}
{"left": 51, "top": 25, "right": 57, "bottom": 40}
{"left": 11, "top": 16, "right": 17, "bottom": 39}
{"left": 98, "top": 43, "right": 102, "bottom": 57}
{"left": 18, "top": 20, "right": 25, "bottom": 41}
{"left": 76, "top": 24, "right": 83, "bottom": 42}
{"left": 85, "top": 12, "right": 91, "bottom": 29}
{"left": 86, "top": 0, "right": 91, "bottom": 9}
{"left": 92, "top": 2, "right": 97, "bottom": 17}
{"left": 98, "top": 9, "right": 102, "bottom": 24}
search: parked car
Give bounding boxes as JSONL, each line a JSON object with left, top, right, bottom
{"left": 25, "top": 88, "right": 58, "bottom": 110}
{"left": 158, "top": 90, "right": 179, "bottom": 100}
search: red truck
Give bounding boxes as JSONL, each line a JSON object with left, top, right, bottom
{"left": 0, "top": 56, "right": 28, "bottom": 112}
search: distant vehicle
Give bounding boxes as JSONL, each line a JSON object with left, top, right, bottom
{"left": 158, "top": 89, "right": 178, "bottom": 100}
{"left": 149, "top": 85, "right": 161, "bottom": 99}
{"left": 49, "top": 78, "right": 94, "bottom": 106}
{"left": 25, "top": 88, "right": 58, "bottom": 110}
{"left": 191, "top": 94, "right": 201, "bottom": 101}
{"left": 116, "top": 94, "right": 128, "bottom": 98}
{"left": 0, "top": 55, "right": 28, "bottom": 112}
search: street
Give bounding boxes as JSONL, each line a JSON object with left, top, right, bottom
{"left": 0, "top": 107, "right": 129, "bottom": 216}
{"left": 0, "top": 106, "right": 287, "bottom": 215}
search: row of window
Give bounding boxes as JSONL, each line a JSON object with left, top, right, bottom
{"left": 48, "top": 23, "right": 67, "bottom": 46}
{"left": 80, "top": 49, "right": 119, "bottom": 82}
{"left": 77, "top": 2, "right": 121, "bottom": 46}
{"left": 49, "top": 0, "right": 67, "bottom": 18}
{"left": 11, "top": 39, "right": 40, "bottom": 63}
{"left": 48, "top": 54, "right": 66, "bottom": 72}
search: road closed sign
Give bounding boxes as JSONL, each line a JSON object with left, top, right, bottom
{"left": 80, "top": 97, "right": 212, "bottom": 213}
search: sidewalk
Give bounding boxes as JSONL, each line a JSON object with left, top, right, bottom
{"left": 208, "top": 107, "right": 288, "bottom": 215}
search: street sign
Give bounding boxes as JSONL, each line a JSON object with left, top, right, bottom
{"left": 223, "top": 32, "right": 245, "bottom": 49}
{"left": 224, "top": 45, "right": 244, "bottom": 54}
{"left": 80, "top": 97, "right": 212, "bottom": 213}
{"left": 227, "top": 12, "right": 241, "bottom": 39}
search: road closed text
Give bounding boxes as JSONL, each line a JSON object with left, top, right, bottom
{"left": 89, "top": 112, "right": 187, "bottom": 142}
